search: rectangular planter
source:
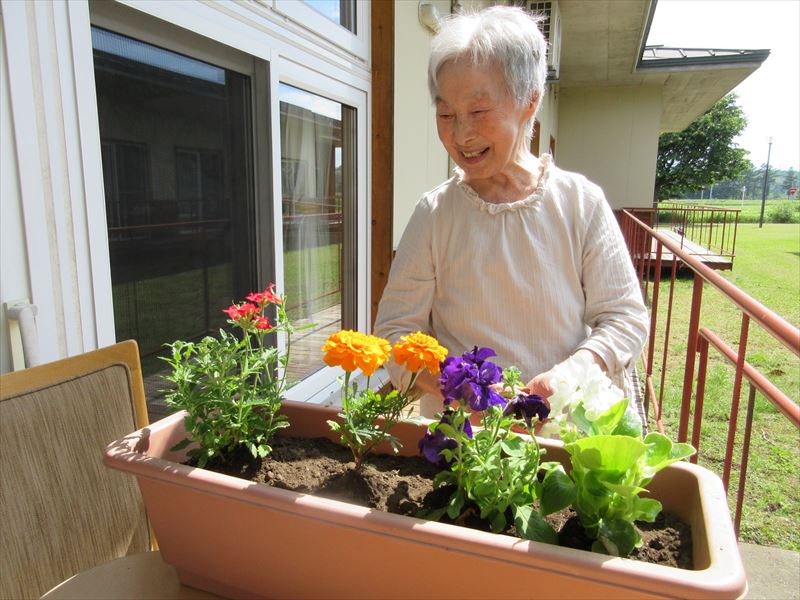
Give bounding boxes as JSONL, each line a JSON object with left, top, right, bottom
{"left": 104, "top": 400, "right": 747, "bottom": 599}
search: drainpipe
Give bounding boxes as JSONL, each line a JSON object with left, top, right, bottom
{"left": 5, "top": 302, "right": 41, "bottom": 369}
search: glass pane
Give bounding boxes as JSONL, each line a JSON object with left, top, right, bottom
{"left": 280, "top": 84, "right": 353, "bottom": 381}
{"left": 93, "top": 27, "right": 255, "bottom": 383}
{"left": 303, "top": 0, "right": 356, "bottom": 33}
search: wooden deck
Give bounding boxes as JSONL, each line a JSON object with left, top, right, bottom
{"left": 645, "top": 229, "right": 733, "bottom": 270}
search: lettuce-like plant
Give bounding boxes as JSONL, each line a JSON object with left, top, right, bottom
{"left": 565, "top": 430, "right": 695, "bottom": 556}
{"left": 545, "top": 354, "right": 696, "bottom": 555}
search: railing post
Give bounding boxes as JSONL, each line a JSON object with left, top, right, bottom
{"left": 646, "top": 244, "right": 663, "bottom": 378}
{"left": 735, "top": 384, "right": 758, "bottom": 539}
{"left": 723, "top": 314, "right": 750, "bottom": 491}
{"left": 691, "top": 335, "right": 709, "bottom": 463}
{"left": 679, "top": 274, "right": 704, "bottom": 442}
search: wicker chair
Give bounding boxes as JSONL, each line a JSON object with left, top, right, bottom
{"left": 0, "top": 340, "right": 153, "bottom": 599}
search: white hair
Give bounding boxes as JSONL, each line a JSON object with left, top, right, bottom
{"left": 428, "top": 6, "right": 548, "bottom": 139}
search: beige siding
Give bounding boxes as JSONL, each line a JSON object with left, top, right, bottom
{"left": 392, "top": 0, "right": 450, "bottom": 247}
{"left": 556, "top": 86, "right": 662, "bottom": 209}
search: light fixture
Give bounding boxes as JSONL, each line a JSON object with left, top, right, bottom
{"left": 418, "top": 1, "right": 441, "bottom": 32}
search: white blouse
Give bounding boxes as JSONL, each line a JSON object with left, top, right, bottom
{"left": 374, "top": 155, "right": 649, "bottom": 410}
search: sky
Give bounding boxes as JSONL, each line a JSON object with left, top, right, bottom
{"left": 647, "top": 0, "right": 800, "bottom": 171}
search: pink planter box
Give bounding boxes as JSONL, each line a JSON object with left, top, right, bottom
{"left": 105, "top": 400, "right": 747, "bottom": 599}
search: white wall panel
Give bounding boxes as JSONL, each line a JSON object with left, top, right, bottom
{"left": 557, "top": 85, "right": 662, "bottom": 209}
{"left": 392, "top": 0, "right": 449, "bottom": 247}
{"left": 0, "top": 28, "right": 32, "bottom": 373}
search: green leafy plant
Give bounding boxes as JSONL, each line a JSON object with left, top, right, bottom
{"left": 565, "top": 431, "right": 695, "bottom": 556}
{"left": 543, "top": 353, "right": 695, "bottom": 555}
{"left": 419, "top": 347, "right": 571, "bottom": 541}
{"left": 420, "top": 349, "right": 696, "bottom": 556}
{"left": 162, "top": 284, "right": 296, "bottom": 467}
{"left": 321, "top": 330, "right": 448, "bottom": 469}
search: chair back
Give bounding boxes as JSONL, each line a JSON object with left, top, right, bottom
{"left": 0, "top": 340, "right": 151, "bottom": 599}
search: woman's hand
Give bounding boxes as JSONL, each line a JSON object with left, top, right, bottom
{"left": 524, "top": 370, "right": 556, "bottom": 400}
{"left": 524, "top": 349, "right": 608, "bottom": 400}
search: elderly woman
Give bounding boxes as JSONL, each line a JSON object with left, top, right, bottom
{"left": 374, "top": 6, "right": 649, "bottom": 417}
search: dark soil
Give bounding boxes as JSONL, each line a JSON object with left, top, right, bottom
{"left": 202, "top": 436, "right": 693, "bottom": 569}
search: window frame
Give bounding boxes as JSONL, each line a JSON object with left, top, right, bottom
{"left": 271, "top": 56, "right": 369, "bottom": 401}
{"left": 271, "top": 0, "right": 369, "bottom": 61}
{"left": 87, "top": 1, "right": 371, "bottom": 401}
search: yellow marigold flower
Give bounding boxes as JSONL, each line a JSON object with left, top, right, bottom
{"left": 393, "top": 332, "right": 448, "bottom": 374}
{"left": 322, "top": 330, "right": 391, "bottom": 376}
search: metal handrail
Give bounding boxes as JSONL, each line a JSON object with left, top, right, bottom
{"left": 623, "top": 211, "right": 799, "bottom": 355}
{"left": 627, "top": 205, "right": 741, "bottom": 262}
{"left": 620, "top": 209, "right": 799, "bottom": 537}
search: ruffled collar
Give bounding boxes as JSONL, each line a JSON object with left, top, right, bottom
{"left": 456, "top": 153, "right": 552, "bottom": 214}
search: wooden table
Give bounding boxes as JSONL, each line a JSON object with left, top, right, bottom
{"left": 41, "top": 551, "right": 227, "bottom": 599}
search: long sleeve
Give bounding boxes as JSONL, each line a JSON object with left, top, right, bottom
{"left": 576, "top": 184, "right": 649, "bottom": 376}
{"left": 374, "top": 197, "right": 437, "bottom": 389}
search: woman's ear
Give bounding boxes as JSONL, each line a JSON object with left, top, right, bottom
{"left": 523, "top": 91, "right": 539, "bottom": 120}
{"left": 530, "top": 91, "right": 540, "bottom": 113}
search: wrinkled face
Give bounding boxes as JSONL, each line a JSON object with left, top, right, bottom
{"left": 435, "top": 60, "right": 535, "bottom": 184}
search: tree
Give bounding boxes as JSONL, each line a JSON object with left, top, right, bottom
{"left": 655, "top": 95, "right": 751, "bottom": 201}
{"left": 782, "top": 167, "right": 797, "bottom": 197}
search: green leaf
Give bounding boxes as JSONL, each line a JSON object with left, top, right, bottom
{"left": 473, "top": 481, "right": 497, "bottom": 499}
{"left": 447, "top": 491, "right": 465, "bottom": 520}
{"left": 490, "top": 510, "right": 507, "bottom": 533}
{"left": 597, "top": 518, "right": 641, "bottom": 557}
{"left": 600, "top": 482, "right": 648, "bottom": 496}
{"left": 591, "top": 398, "right": 628, "bottom": 434}
{"left": 571, "top": 404, "right": 595, "bottom": 436}
{"left": 643, "top": 433, "right": 695, "bottom": 476}
{"left": 631, "top": 497, "right": 662, "bottom": 523}
{"left": 539, "top": 465, "right": 576, "bottom": 516}
{"left": 568, "top": 435, "right": 646, "bottom": 473}
{"left": 513, "top": 505, "right": 558, "bottom": 545}
{"left": 501, "top": 436, "right": 525, "bottom": 457}
{"left": 170, "top": 438, "right": 191, "bottom": 452}
{"left": 436, "top": 423, "right": 458, "bottom": 439}
{"left": 611, "top": 404, "right": 643, "bottom": 438}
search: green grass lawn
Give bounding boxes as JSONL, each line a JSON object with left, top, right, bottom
{"left": 647, "top": 223, "right": 800, "bottom": 550}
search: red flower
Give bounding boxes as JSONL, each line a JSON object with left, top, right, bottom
{"left": 223, "top": 302, "right": 258, "bottom": 321}
{"left": 255, "top": 317, "right": 272, "bottom": 330}
{"left": 246, "top": 283, "right": 282, "bottom": 305}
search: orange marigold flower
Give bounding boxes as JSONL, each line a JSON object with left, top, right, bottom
{"left": 322, "top": 330, "right": 391, "bottom": 376}
{"left": 393, "top": 332, "right": 448, "bottom": 374}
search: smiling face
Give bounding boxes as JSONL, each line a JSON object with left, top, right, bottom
{"left": 435, "top": 59, "right": 536, "bottom": 189}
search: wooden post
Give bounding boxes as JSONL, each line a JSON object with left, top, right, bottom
{"left": 370, "top": 0, "right": 394, "bottom": 329}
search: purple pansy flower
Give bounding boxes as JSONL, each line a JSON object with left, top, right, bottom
{"left": 418, "top": 410, "right": 473, "bottom": 469}
{"left": 503, "top": 393, "right": 550, "bottom": 428}
{"left": 440, "top": 346, "right": 506, "bottom": 412}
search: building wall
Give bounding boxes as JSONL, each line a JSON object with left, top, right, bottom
{"left": 0, "top": 0, "right": 372, "bottom": 376}
{"left": 536, "top": 84, "right": 559, "bottom": 158}
{"left": 0, "top": 33, "right": 32, "bottom": 373}
{"left": 1, "top": 1, "right": 110, "bottom": 373}
{"left": 392, "top": 0, "right": 450, "bottom": 247}
{"left": 556, "top": 85, "right": 662, "bottom": 209}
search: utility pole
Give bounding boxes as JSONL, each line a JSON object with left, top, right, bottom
{"left": 759, "top": 137, "right": 773, "bottom": 228}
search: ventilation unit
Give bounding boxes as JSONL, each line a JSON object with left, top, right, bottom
{"left": 528, "top": 0, "right": 561, "bottom": 81}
